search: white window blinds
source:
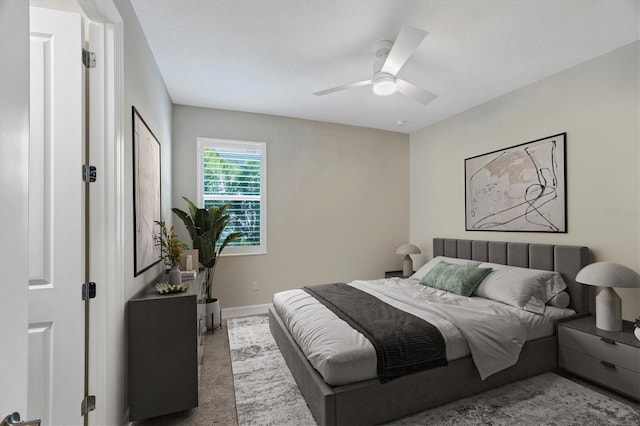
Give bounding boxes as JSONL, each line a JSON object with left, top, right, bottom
{"left": 197, "top": 138, "right": 266, "bottom": 255}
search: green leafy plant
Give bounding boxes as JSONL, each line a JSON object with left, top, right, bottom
{"left": 634, "top": 316, "right": 640, "bottom": 329}
{"left": 172, "top": 197, "right": 244, "bottom": 301}
{"left": 154, "top": 220, "right": 187, "bottom": 266}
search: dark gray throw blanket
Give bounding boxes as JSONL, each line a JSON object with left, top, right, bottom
{"left": 303, "top": 283, "right": 447, "bottom": 383}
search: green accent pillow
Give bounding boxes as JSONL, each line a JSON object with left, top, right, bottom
{"left": 419, "top": 261, "right": 492, "bottom": 296}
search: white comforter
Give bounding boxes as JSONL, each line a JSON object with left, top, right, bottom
{"left": 273, "top": 277, "right": 574, "bottom": 386}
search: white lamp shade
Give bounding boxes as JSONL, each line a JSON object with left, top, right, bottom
{"left": 575, "top": 262, "right": 640, "bottom": 332}
{"left": 575, "top": 262, "right": 640, "bottom": 288}
{"left": 395, "top": 243, "right": 421, "bottom": 255}
{"left": 395, "top": 243, "right": 420, "bottom": 278}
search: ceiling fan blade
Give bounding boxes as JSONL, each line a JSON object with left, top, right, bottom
{"left": 396, "top": 79, "right": 437, "bottom": 105}
{"left": 313, "top": 80, "right": 372, "bottom": 96}
{"left": 381, "top": 25, "right": 428, "bottom": 76}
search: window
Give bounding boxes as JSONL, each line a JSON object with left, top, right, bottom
{"left": 197, "top": 138, "right": 266, "bottom": 255}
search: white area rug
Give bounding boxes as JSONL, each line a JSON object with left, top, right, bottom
{"left": 228, "top": 315, "right": 640, "bottom": 425}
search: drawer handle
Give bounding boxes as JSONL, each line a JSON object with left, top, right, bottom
{"left": 600, "top": 360, "right": 616, "bottom": 369}
{"left": 600, "top": 337, "right": 616, "bottom": 345}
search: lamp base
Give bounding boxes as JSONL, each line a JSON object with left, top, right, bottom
{"left": 402, "top": 255, "right": 413, "bottom": 278}
{"left": 595, "top": 287, "right": 622, "bottom": 332}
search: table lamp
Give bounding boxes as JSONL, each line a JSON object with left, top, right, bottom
{"left": 396, "top": 243, "right": 421, "bottom": 277}
{"left": 575, "top": 262, "right": 640, "bottom": 332}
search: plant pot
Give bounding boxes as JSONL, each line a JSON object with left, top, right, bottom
{"left": 205, "top": 298, "right": 221, "bottom": 331}
{"left": 634, "top": 326, "right": 640, "bottom": 341}
{"left": 168, "top": 264, "right": 181, "bottom": 285}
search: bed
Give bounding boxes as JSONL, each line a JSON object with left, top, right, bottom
{"left": 269, "top": 238, "right": 589, "bottom": 425}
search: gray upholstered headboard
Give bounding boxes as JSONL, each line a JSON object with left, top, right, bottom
{"left": 433, "top": 238, "right": 590, "bottom": 313}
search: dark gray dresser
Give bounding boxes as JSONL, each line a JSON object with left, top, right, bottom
{"left": 558, "top": 315, "right": 640, "bottom": 400}
{"left": 128, "top": 272, "right": 206, "bottom": 421}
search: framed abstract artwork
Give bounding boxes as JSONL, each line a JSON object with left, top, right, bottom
{"left": 132, "top": 107, "right": 162, "bottom": 275}
{"left": 465, "top": 133, "right": 566, "bottom": 233}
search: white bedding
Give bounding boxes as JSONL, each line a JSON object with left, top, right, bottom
{"left": 272, "top": 277, "right": 575, "bottom": 386}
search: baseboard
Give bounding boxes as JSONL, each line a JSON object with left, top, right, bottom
{"left": 222, "top": 303, "right": 272, "bottom": 319}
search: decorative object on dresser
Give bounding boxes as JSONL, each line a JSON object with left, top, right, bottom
{"left": 128, "top": 270, "right": 206, "bottom": 421}
{"left": 558, "top": 314, "right": 640, "bottom": 401}
{"left": 154, "top": 282, "right": 190, "bottom": 294}
{"left": 575, "top": 262, "right": 640, "bottom": 332}
{"left": 395, "top": 242, "right": 421, "bottom": 277}
{"left": 465, "top": 133, "right": 566, "bottom": 233}
{"left": 153, "top": 220, "right": 188, "bottom": 285}
{"left": 173, "top": 197, "right": 243, "bottom": 330}
{"left": 132, "top": 106, "right": 162, "bottom": 276}
{"left": 180, "top": 248, "right": 199, "bottom": 275}
{"left": 635, "top": 316, "right": 640, "bottom": 341}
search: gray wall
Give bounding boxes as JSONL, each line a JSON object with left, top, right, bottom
{"left": 172, "top": 105, "right": 410, "bottom": 308}
{"left": 111, "top": 0, "right": 173, "bottom": 423}
{"left": 410, "top": 41, "right": 640, "bottom": 321}
{"left": 114, "top": 0, "right": 173, "bottom": 300}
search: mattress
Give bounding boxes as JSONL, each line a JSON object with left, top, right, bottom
{"left": 273, "top": 277, "right": 575, "bottom": 386}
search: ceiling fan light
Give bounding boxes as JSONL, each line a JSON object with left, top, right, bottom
{"left": 372, "top": 75, "right": 397, "bottom": 96}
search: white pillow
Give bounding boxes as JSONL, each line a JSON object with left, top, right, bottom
{"left": 547, "top": 291, "right": 570, "bottom": 308}
{"left": 474, "top": 263, "right": 568, "bottom": 315}
{"left": 411, "top": 256, "right": 482, "bottom": 280}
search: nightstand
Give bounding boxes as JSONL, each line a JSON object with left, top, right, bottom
{"left": 558, "top": 315, "right": 640, "bottom": 400}
{"left": 385, "top": 270, "right": 412, "bottom": 278}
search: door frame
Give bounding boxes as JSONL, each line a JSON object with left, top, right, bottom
{"left": 77, "top": 1, "right": 125, "bottom": 424}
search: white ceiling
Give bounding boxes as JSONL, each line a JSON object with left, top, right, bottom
{"left": 131, "top": 0, "right": 639, "bottom": 134}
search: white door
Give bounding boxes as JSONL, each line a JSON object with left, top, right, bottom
{"left": 28, "top": 6, "right": 84, "bottom": 425}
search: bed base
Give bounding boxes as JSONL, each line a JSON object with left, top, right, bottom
{"left": 270, "top": 306, "right": 556, "bottom": 426}
{"left": 270, "top": 238, "right": 589, "bottom": 425}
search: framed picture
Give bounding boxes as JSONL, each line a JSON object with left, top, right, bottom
{"left": 465, "top": 133, "right": 566, "bottom": 233}
{"left": 132, "top": 107, "right": 162, "bottom": 275}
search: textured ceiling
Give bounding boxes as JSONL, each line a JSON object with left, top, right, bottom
{"left": 131, "top": 0, "right": 639, "bottom": 133}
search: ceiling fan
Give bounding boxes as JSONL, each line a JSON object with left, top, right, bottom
{"left": 313, "top": 25, "right": 437, "bottom": 105}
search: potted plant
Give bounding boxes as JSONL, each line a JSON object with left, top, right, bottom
{"left": 634, "top": 316, "right": 640, "bottom": 341}
{"left": 154, "top": 220, "right": 188, "bottom": 285}
{"left": 172, "top": 197, "right": 243, "bottom": 330}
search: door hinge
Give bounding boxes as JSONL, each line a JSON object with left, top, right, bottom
{"left": 82, "top": 48, "right": 96, "bottom": 68}
{"left": 83, "top": 165, "right": 96, "bottom": 183}
{"left": 81, "top": 395, "right": 96, "bottom": 415}
{"left": 82, "top": 282, "right": 96, "bottom": 300}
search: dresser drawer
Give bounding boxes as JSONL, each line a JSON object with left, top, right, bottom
{"left": 558, "top": 326, "right": 640, "bottom": 373}
{"left": 559, "top": 346, "right": 640, "bottom": 400}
